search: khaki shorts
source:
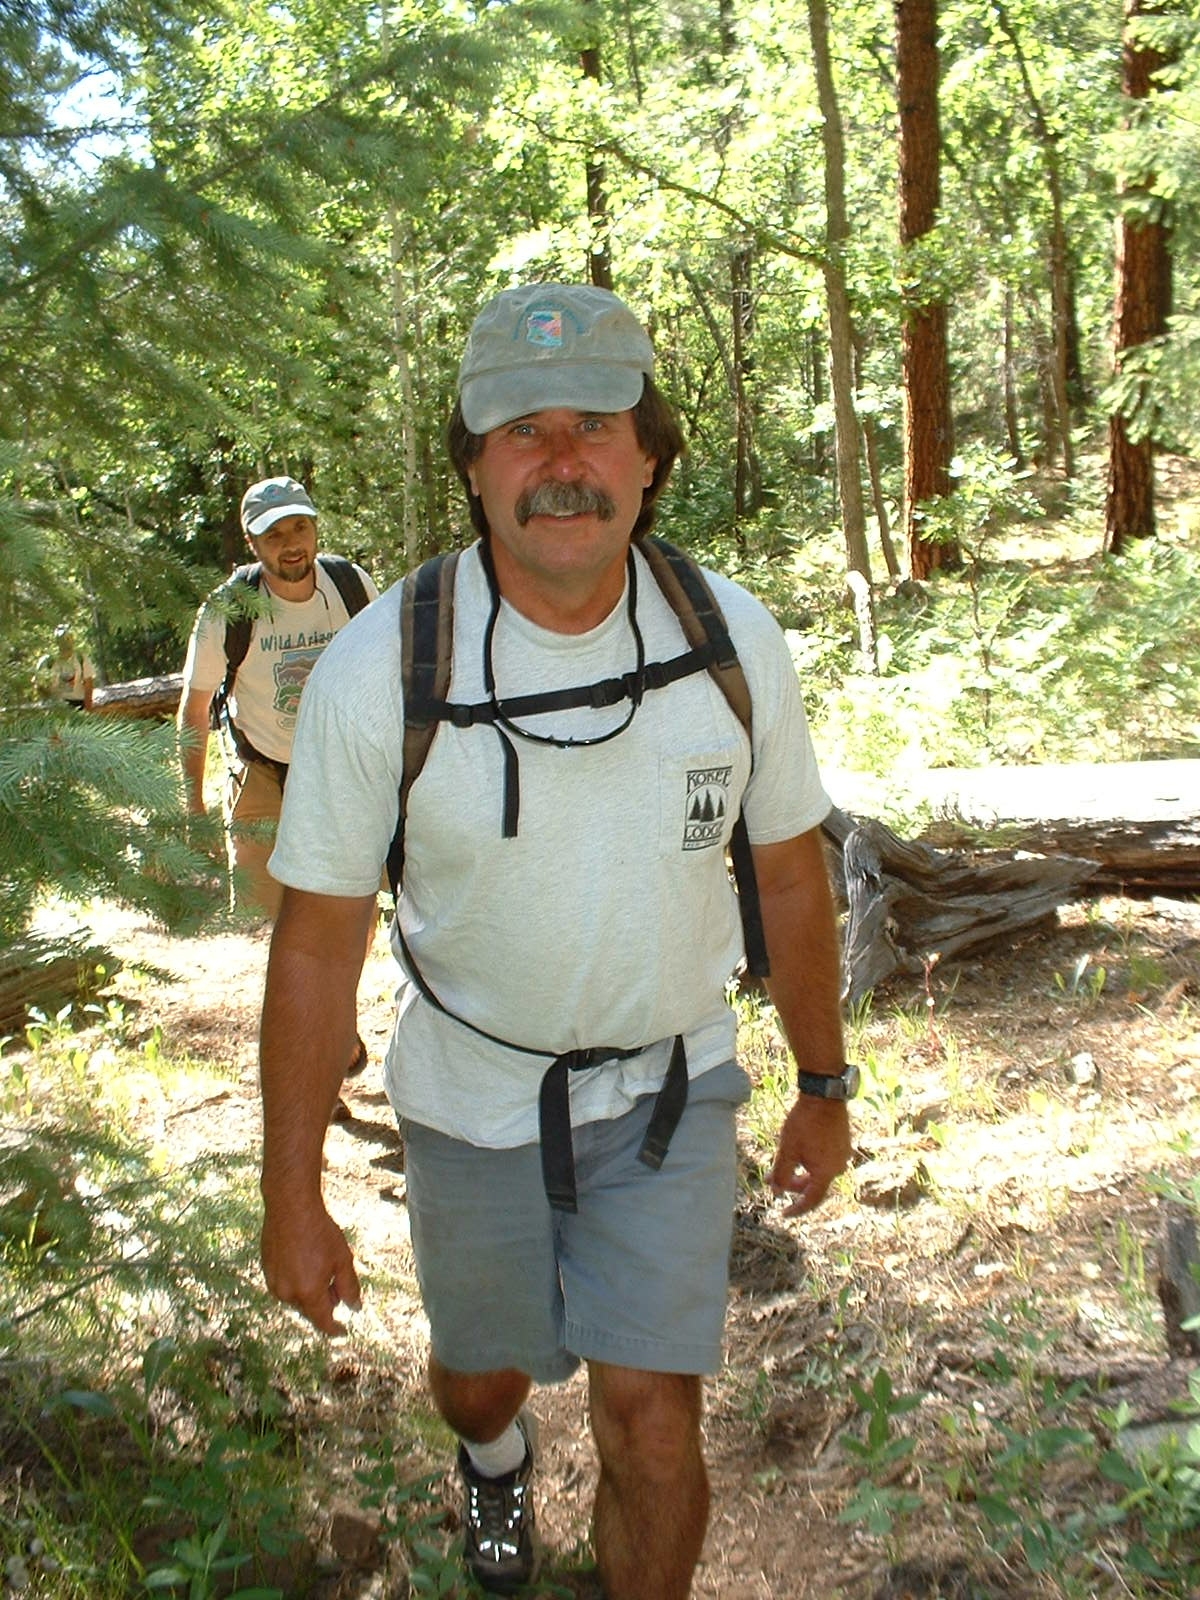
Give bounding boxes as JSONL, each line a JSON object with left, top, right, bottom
{"left": 223, "top": 759, "right": 284, "bottom": 918}
{"left": 402, "top": 1059, "right": 750, "bottom": 1383}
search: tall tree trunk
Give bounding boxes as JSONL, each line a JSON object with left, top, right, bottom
{"left": 896, "top": 0, "right": 958, "bottom": 578}
{"left": 1002, "top": 288, "right": 1024, "bottom": 469}
{"left": 681, "top": 264, "right": 749, "bottom": 550}
{"left": 579, "top": 26, "right": 614, "bottom": 290}
{"left": 810, "top": 329, "right": 828, "bottom": 479}
{"left": 382, "top": 0, "right": 421, "bottom": 566}
{"left": 993, "top": 3, "right": 1073, "bottom": 477}
{"left": 1106, "top": 0, "right": 1174, "bottom": 554}
{"left": 715, "top": 0, "right": 760, "bottom": 527}
{"left": 807, "top": 0, "right": 873, "bottom": 593}
{"left": 730, "top": 245, "right": 761, "bottom": 520}
{"left": 854, "top": 328, "right": 902, "bottom": 580}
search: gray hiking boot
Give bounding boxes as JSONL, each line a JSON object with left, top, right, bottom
{"left": 457, "top": 1409, "right": 539, "bottom": 1594}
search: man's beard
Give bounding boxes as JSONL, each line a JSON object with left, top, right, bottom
{"left": 261, "top": 552, "right": 314, "bottom": 584}
{"left": 515, "top": 481, "right": 617, "bottom": 525}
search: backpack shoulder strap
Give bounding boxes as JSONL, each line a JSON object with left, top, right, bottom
{"left": 387, "top": 548, "right": 461, "bottom": 896}
{"left": 209, "top": 563, "right": 262, "bottom": 732}
{"left": 638, "top": 536, "right": 753, "bottom": 743}
{"left": 639, "top": 535, "right": 769, "bottom": 978}
{"left": 316, "top": 553, "right": 371, "bottom": 618}
{"left": 221, "top": 562, "right": 262, "bottom": 676}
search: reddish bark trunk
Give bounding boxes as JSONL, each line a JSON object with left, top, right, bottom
{"left": 896, "top": 0, "right": 957, "bottom": 578}
{"left": 1105, "top": 0, "right": 1174, "bottom": 554}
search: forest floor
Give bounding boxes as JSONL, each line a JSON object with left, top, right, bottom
{"left": 73, "top": 873, "right": 1200, "bottom": 1600}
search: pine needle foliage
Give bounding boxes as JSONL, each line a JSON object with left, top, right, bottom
{"left": 0, "top": 711, "right": 223, "bottom": 945}
{"left": 0, "top": 1124, "right": 264, "bottom": 1342}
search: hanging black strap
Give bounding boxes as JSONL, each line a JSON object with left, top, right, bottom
{"left": 394, "top": 917, "right": 688, "bottom": 1213}
{"left": 539, "top": 1035, "right": 689, "bottom": 1214}
{"left": 226, "top": 724, "right": 289, "bottom": 789}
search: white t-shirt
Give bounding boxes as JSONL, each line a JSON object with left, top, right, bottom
{"left": 181, "top": 559, "right": 378, "bottom": 763}
{"left": 270, "top": 541, "right": 831, "bottom": 1147}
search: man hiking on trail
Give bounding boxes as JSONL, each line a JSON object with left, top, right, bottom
{"left": 258, "top": 283, "right": 854, "bottom": 1599}
{"left": 177, "top": 475, "right": 378, "bottom": 921}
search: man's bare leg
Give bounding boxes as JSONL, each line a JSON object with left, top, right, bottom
{"left": 428, "top": 1354, "right": 531, "bottom": 1443}
{"left": 588, "top": 1362, "right": 708, "bottom": 1600}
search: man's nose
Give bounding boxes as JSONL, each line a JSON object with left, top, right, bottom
{"left": 540, "top": 428, "right": 586, "bottom": 477}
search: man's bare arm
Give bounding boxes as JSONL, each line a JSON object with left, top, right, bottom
{"left": 177, "top": 687, "right": 215, "bottom": 814}
{"left": 751, "top": 828, "right": 852, "bottom": 1216}
{"left": 259, "top": 886, "right": 376, "bottom": 1333}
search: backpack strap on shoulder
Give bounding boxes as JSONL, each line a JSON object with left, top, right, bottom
{"left": 315, "top": 553, "right": 370, "bottom": 618}
{"left": 209, "top": 562, "right": 262, "bottom": 734}
{"left": 388, "top": 548, "right": 461, "bottom": 896}
{"left": 639, "top": 535, "right": 769, "bottom": 978}
{"left": 638, "top": 535, "right": 753, "bottom": 741}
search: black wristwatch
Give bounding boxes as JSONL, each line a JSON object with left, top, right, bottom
{"left": 797, "top": 1063, "right": 862, "bottom": 1101}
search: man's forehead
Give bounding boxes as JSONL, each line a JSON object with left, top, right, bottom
{"left": 493, "top": 405, "right": 632, "bottom": 429}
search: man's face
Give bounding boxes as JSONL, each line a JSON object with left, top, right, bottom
{"left": 467, "top": 408, "right": 656, "bottom": 610}
{"left": 248, "top": 514, "right": 317, "bottom": 588}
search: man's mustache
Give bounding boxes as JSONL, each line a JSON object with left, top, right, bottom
{"left": 515, "top": 482, "right": 617, "bottom": 525}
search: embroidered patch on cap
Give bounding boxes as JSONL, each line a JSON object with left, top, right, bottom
{"left": 526, "top": 309, "right": 564, "bottom": 348}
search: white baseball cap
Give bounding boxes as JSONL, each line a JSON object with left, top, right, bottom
{"left": 240, "top": 476, "right": 318, "bottom": 536}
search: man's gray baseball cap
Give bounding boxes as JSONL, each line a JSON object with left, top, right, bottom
{"left": 458, "top": 284, "right": 655, "bottom": 435}
{"left": 240, "top": 476, "right": 318, "bottom": 537}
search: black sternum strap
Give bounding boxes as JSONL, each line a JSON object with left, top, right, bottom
{"left": 539, "top": 1035, "right": 689, "bottom": 1214}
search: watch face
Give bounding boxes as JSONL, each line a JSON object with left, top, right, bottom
{"left": 841, "top": 1063, "right": 862, "bottom": 1100}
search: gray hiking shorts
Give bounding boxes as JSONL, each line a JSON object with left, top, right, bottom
{"left": 402, "top": 1059, "right": 750, "bottom": 1383}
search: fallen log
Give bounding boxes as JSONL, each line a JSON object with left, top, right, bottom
{"left": 828, "top": 760, "right": 1200, "bottom": 894}
{"left": 92, "top": 672, "right": 183, "bottom": 721}
{"left": 0, "top": 931, "right": 117, "bottom": 1034}
{"left": 916, "top": 760, "right": 1200, "bottom": 893}
{"left": 821, "top": 806, "right": 1098, "bottom": 1002}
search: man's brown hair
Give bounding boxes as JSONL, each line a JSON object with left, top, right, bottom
{"left": 446, "top": 377, "right": 685, "bottom": 544}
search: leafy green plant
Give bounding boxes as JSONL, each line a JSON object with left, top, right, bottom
{"left": 838, "top": 1369, "right": 925, "bottom": 1545}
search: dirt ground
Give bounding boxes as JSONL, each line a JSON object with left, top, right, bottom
{"left": 78, "top": 881, "right": 1200, "bottom": 1600}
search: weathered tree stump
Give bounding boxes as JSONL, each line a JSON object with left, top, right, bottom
{"left": 1157, "top": 1201, "right": 1200, "bottom": 1359}
{"left": 915, "top": 760, "right": 1200, "bottom": 893}
{"left": 821, "top": 806, "right": 1098, "bottom": 1002}
{"left": 0, "top": 932, "right": 117, "bottom": 1034}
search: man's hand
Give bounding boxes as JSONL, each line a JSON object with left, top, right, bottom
{"left": 770, "top": 1096, "right": 852, "bottom": 1217}
{"left": 259, "top": 889, "right": 376, "bottom": 1336}
{"left": 261, "top": 1202, "right": 362, "bottom": 1336}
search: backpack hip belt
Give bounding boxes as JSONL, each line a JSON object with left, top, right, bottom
{"left": 394, "top": 919, "right": 687, "bottom": 1213}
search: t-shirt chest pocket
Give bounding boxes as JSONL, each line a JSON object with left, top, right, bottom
{"left": 658, "top": 741, "right": 748, "bottom": 859}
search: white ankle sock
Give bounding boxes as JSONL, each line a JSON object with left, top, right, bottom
{"left": 463, "top": 1419, "right": 527, "bottom": 1478}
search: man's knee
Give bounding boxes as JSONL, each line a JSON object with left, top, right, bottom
{"left": 428, "top": 1356, "right": 531, "bottom": 1442}
{"left": 588, "top": 1365, "right": 703, "bottom": 1481}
